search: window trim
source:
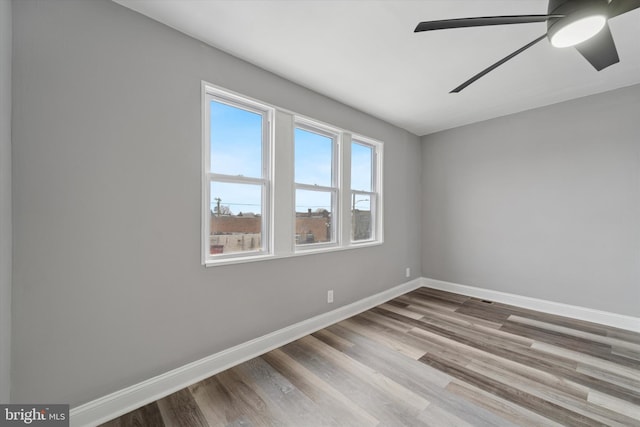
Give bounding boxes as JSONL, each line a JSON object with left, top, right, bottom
{"left": 293, "top": 119, "right": 341, "bottom": 251}
{"left": 350, "top": 136, "right": 383, "bottom": 245}
{"left": 202, "top": 84, "right": 274, "bottom": 264}
{"left": 202, "top": 82, "right": 383, "bottom": 267}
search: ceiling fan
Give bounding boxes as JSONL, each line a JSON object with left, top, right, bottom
{"left": 414, "top": 0, "right": 640, "bottom": 93}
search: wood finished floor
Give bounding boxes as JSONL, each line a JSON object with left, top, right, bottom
{"left": 101, "top": 288, "right": 640, "bottom": 426}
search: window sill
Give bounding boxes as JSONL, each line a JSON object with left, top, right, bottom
{"left": 204, "top": 240, "right": 383, "bottom": 267}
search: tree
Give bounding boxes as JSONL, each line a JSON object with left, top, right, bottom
{"left": 215, "top": 205, "right": 232, "bottom": 216}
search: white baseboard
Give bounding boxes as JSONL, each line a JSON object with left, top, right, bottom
{"left": 421, "top": 277, "right": 640, "bottom": 333}
{"left": 69, "top": 276, "right": 639, "bottom": 426}
{"left": 70, "top": 278, "right": 423, "bottom": 427}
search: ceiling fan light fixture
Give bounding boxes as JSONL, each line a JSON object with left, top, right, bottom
{"left": 413, "top": 0, "right": 637, "bottom": 92}
{"left": 549, "top": 15, "right": 607, "bottom": 48}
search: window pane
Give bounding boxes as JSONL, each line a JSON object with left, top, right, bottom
{"left": 295, "top": 189, "right": 333, "bottom": 245}
{"left": 295, "top": 127, "right": 333, "bottom": 186}
{"left": 210, "top": 181, "right": 263, "bottom": 255}
{"left": 210, "top": 100, "right": 263, "bottom": 178}
{"left": 351, "top": 142, "right": 373, "bottom": 192}
{"left": 352, "top": 194, "right": 373, "bottom": 241}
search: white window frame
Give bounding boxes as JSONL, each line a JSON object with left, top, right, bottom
{"left": 350, "top": 136, "right": 383, "bottom": 244}
{"left": 293, "top": 119, "right": 341, "bottom": 251}
{"left": 202, "top": 84, "right": 273, "bottom": 265}
{"left": 202, "top": 82, "right": 383, "bottom": 267}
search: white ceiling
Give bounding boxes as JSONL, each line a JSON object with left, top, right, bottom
{"left": 113, "top": 0, "right": 640, "bottom": 136}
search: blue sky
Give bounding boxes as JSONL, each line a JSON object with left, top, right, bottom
{"left": 351, "top": 141, "right": 372, "bottom": 192}
{"left": 294, "top": 127, "right": 332, "bottom": 187}
{"left": 210, "top": 101, "right": 263, "bottom": 179}
{"left": 210, "top": 100, "right": 372, "bottom": 216}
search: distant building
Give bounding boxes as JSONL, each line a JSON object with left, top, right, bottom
{"left": 210, "top": 213, "right": 262, "bottom": 253}
{"left": 209, "top": 208, "right": 370, "bottom": 253}
{"left": 295, "top": 209, "right": 331, "bottom": 244}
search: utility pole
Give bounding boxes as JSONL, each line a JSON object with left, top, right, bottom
{"left": 214, "top": 197, "right": 222, "bottom": 216}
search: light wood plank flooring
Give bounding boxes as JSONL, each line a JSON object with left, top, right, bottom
{"left": 101, "top": 288, "right": 640, "bottom": 426}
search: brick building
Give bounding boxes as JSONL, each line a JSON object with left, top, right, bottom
{"left": 209, "top": 209, "right": 335, "bottom": 253}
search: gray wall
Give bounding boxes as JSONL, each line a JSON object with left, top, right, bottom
{"left": 11, "top": 0, "right": 422, "bottom": 405}
{"left": 422, "top": 84, "right": 640, "bottom": 317}
{"left": 0, "top": 0, "right": 12, "bottom": 404}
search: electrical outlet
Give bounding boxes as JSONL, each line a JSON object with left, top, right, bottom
{"left": 405, "top": 267, "right": 411, "bottom": 278}
{"left": 327, "top": 290, "right": 334, "bottom": 303}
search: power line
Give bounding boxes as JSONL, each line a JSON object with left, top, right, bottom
{"left": 210, "top": 202, "right": 261, "bottom": 207}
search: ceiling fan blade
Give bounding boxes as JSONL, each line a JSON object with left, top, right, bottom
{"left": 574, "top": 23, "right": 619, "bottom": 71}
{"left": 450, "top": 34, "right": 547, "bottom": 93}
{"left": 414, "top": 15, "right": 562, "bottom": 32}
{"left": 608, "top": 0, "right": 640, "bottom": 18}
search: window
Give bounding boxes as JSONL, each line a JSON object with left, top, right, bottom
{"left": 294, "top": 123, "right": 338, "bottom": 247}
{"left": 202, "top": 83, "right": 383, "bottom": 266}
{"left": 203, "top": 87, "right": 272, "bottom": 262}
{"left": 351, "top": 138, "right": 381, "bottom": 242}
